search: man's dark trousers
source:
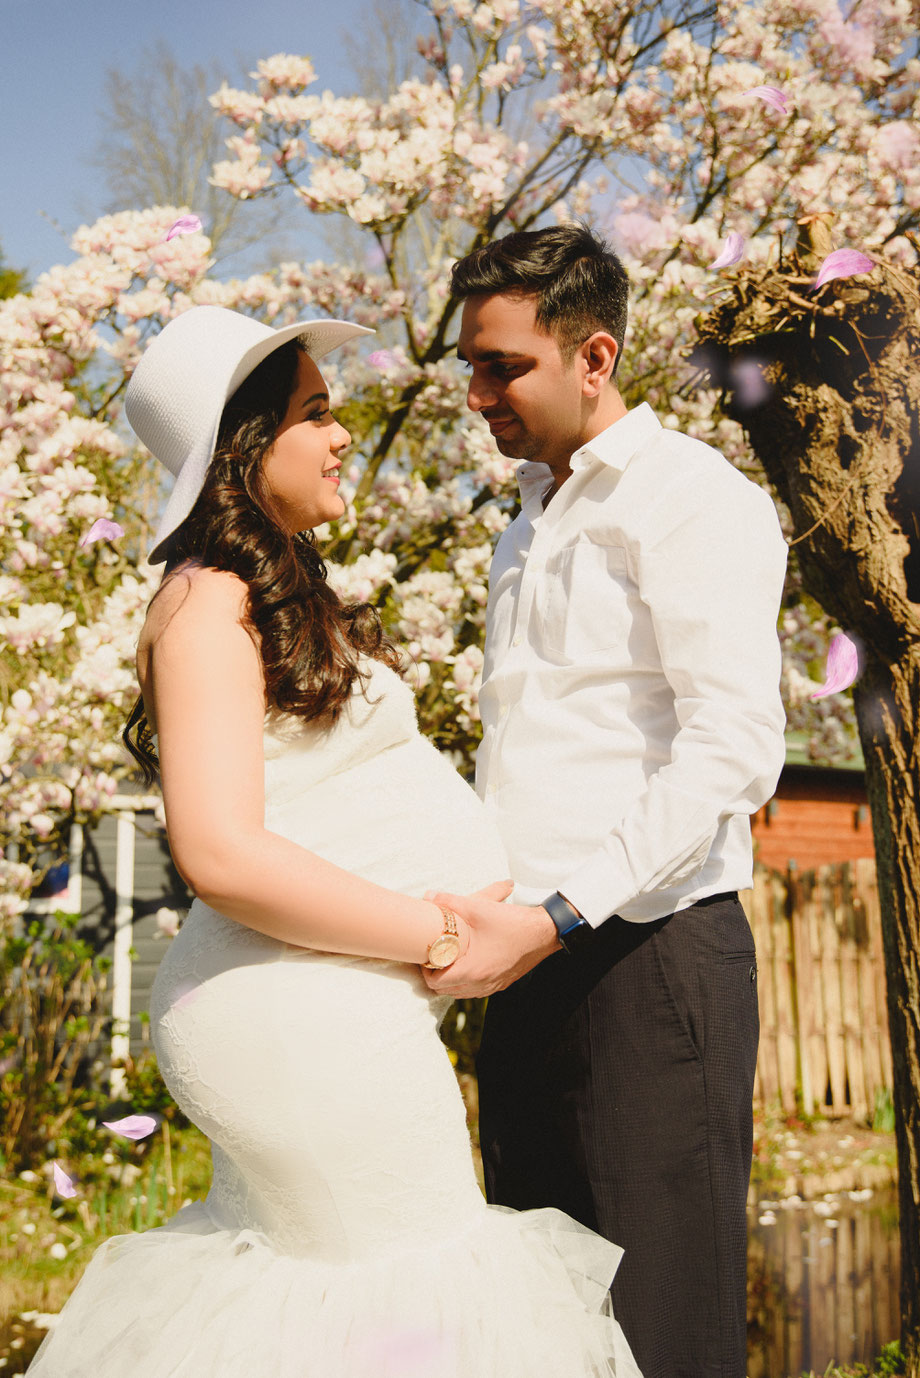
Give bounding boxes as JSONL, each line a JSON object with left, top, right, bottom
{"left": 477, "top": 894, "right": 758, "bottom": 1378}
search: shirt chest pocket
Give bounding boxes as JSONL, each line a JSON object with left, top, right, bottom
{"left": 536, "top": 540, "right": 632, "bottom": 660}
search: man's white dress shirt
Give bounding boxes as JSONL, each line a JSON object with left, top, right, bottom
{"left": 476, "top": 402, "right": 789, "bottom": 925}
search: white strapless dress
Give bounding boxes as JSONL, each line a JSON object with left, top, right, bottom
{"left": 28, "top": 662, "right": 641, "bottom": 1377}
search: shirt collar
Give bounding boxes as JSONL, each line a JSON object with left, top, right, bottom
{"left": 514, "top": 402, "right": 661, "bottom": 511}
{"left": 570, "top": 402, "right": 661, "bottom": 475}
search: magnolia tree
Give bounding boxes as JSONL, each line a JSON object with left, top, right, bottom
{"left": 0, "top": 213, "right": 208, "bottom": 912}
{"left": 0, "top": 206, "right": 496, "bottom": 915}
{"left": 2, "top": 1, "right": 919, "bottom": 896}
{"left": 205, "top": 0, "right": 918, "bottom": 755}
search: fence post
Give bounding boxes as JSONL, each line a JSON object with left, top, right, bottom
{"left": 788, "top": 860, "right": 815, "bottom": 1115}
{"left": 110, "top": 809, "right": 136, "bottom": 1098}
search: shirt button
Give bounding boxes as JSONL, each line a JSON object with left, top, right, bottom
{"left": 512, "top": 634, "right": 523, "bottom": 647}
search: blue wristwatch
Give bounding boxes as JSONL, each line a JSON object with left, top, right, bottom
{"left": 543, "top": 891, "right": 592, "bottom": 955}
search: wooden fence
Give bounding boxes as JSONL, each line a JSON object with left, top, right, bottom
{"left": 742, "top": 859, "right": 893, "bottom": 1118}
{"left": 746, "top": 1190, "right": 900, "bottom": 1378}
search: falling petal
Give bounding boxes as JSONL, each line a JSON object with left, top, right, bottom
{"left": 165, "top": 215, "right": 203, "bottom": 242}
{"left": 367, "top": 349, "right": 400, "bottom": 370}
{"left": 728, "top": 357, "right": 772, "bottom": 408}
{"left": 52, "top": 1161, "right": 78, "bottom": 1199}
{"left": 172, "top": 976, "right": 201, "bottom": 1011}
{"left": 813, "top": 248, "right": 875, "bottom": 291}
{"left": 102, "top": 1114, "right": 158, "bottom": 1141}
{"left": 358, "top": 1328, "right": 455, "bottom": 1374}
{"left": 811, "top": 631, "right": 860, "bottom": 699}
{"left": 79, "top": 518, "right": 125, "bottom": 549}
{"left": 710, "top": 232, "right": 746, "bottom": 269}
{"left": 745, "top": 85, "right": 789, "bottom": 114}
{"left": 155, "top": 907, "right": 181, "bottom": 938}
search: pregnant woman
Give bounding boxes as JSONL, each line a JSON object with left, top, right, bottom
{"left": 27, "top": 305, "right": 640, "bottom": 1377}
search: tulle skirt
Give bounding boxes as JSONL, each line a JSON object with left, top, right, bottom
{"left": 27, "top": 1197, "right": 641, "bottom": 1377}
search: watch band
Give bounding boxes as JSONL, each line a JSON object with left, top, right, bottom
{"left": 423, "top": 906, "right": 462, "bottom": 969}
{"left": 543, "top": 891, "right": 592, "bottom": 955}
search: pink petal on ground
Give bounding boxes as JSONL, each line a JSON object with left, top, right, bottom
{"left": 52, "top": 1161, "right": 78, "bottom": 1199}
{"left": 165, "top": 215, "right": 203, "bottom": 242}
{"left": 102, "top": 1114, "right": 158, "bottom": 1140}
{"left": 367, "top": 349, "right": 400, "bottom": 370}
{"left": 810, "top": 631, "right": 861, "bottom": 699}
{"left": 745, "top": 85, "right": 789, "bottom": 114}
{"left": 710, "top": 232, "right": 746, "bottom": 269}
{"left": 813, "top": 248, "right": 875, "bottom": 290}
{"left": 78, "top": 518, "right": 125, "bottom": 549}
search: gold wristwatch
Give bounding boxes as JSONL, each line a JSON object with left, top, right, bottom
{"left": 423, "top": 906, "right": 462, "bottom": 969}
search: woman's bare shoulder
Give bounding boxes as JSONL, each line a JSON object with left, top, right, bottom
{"left": 141, "top": 564, "right": 250, "bottom": 647}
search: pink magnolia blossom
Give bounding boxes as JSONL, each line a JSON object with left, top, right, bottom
{"left": 744, "top": 86, "right": 789, "bottom": 115}
{"left": 813, "top": 249, "right": 875, "bottom": 290}
{"left": 367, "top": 349, "right": 400, "bottom": 370}
{"left": 811, "top": 631, "right": 860, "bottom": 699}
{"left": 78, "top": 518, "right": 124, "bottom": 548}
{"left": 52, "top": 1161, "right": 78, "bottom": 1198}
{"left": 710, "top": 233, "right": 746, "bottom": 269}
{"left": 819, "top": 4, "right": 875, "bottom": 76}
{"left": 102, "top": 1113, "right": 159, "bottom": 1140}
{"left": 874, "top": 122, "right": 920, "bottom": 174}
{"left": 165, "top": 215, "right": 203, "bottom": 242}
{"left": 253, "top": 53, "right": 316, "bottom": 93}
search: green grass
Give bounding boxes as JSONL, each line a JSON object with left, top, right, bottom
{"left": 798, "top": 1341, "right": 905, "bottom": 1375}
{"left": 0, "top": 1122, "right": 211, "bottom": 1334}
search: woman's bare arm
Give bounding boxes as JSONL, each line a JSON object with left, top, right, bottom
{"left": 137, "top": 566, "right": 477, "bottom": 962}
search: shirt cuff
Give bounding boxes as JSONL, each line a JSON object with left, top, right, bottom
{"left": 556, "top": 840, "right": 636, "bottom": 927}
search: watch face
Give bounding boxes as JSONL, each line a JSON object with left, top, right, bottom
{"left": 427, "top": 934, "right": 461, "bottom": 968}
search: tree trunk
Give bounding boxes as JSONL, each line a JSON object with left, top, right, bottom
{"left": 695, "top": 251, "right": 920, "bottom": 1374}
{"left": 855, "top": 656, "right": 920, "bottom": 1375}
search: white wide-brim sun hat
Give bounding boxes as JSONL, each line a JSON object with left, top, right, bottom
{"left": 125, "top": 304, "right": 374, "bottom": 564}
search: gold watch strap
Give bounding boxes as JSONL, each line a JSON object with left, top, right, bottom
{"left": 423, "top": 905, "right": 460, "bottom": 968}
{"left": 438, "top": 906, "right": 459, "bottom": 939}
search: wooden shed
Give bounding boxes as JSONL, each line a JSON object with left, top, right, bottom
{"left": 750, "top": 736, "right": 875, "bottom": 872}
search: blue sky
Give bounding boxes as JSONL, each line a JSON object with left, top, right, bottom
{"left": 1, "top": 0, "right": 383, "bottom": 281}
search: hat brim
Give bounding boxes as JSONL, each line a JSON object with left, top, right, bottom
{"left": 147, "top": 318, "right": 373, "bottom": 564}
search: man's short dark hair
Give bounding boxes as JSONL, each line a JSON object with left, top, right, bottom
{"left": 449, "top": 224, "right": 629, "bottom": 372}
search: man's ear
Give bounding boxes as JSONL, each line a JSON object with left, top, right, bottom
{"left": 579, "top": 332, "right": 619, "bottom": 397}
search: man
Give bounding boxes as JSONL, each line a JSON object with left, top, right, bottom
{"left": 424, "top": 223, "right": 788, "bottom": 1378}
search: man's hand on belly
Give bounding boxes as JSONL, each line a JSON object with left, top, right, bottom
{"left": 420, "top": 886, "right": 561, "bottom": 997}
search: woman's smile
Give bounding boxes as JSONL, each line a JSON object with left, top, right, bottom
{"left": 262, "top": 352, "right": 351, "bottom": 532}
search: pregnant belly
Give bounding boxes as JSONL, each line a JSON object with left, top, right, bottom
{"left": 264, "top": 736, "right": 509, "bottom": 900}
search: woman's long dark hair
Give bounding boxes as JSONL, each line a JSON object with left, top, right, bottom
{"left": 124, "top": 339, "right": 401, "bottom": 783}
